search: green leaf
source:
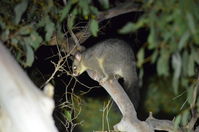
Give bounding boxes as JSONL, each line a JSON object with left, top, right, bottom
{"left": 23, "top": 31, "right": 43, "bottom": 50}
{"left": 186, "top": 12, "right": 196, "bottom": 34}
{"left": 89, "top": 19, "right": 99, "bottom": 37}
{"left": 31, "top": 32, "right": 42, "bottom": 49}
{"left": 181, "top": 78, "right": 189, "bottom": 88}
{"left": 45, "top": 20, "right": 55, "bottom": 41}
{"left": 90, "top": 6, "right": 99, "bottom": 15}
{"left": 79, "top": 0, "right": 90, "bottom": 16}
{"left": 14, "top": 0, "right": 28, "bottom": 24}
{"left": 119, "top": 19, "right": 147, "bottom": 34}
{"left": 172, "top": 53, "right": 182, "bottom": 94}
{"left": 187, "top": 86, "right": 194, "bottom": 106}
{"left": 187, "top": 52, "right": 195, "bottom": 76}
{"left": 119, "top": 22, "right": 135, "bottom": 34}
{"left": 99, "top": 0, "right": 109, "bottom": 9}
{"left": 157, "top": 50, "right": 170, "bottom": 76}
{"left": 178, "top": 31, "right": 190, "bottom": 50}
{"left": 137, "top": 48, "right": 144, "bottom": 67}
{"left": 60, "top": 2, "right": 72, "bottom": 21}
{"left": 25, "top": 44, "right": 34, "bottom": 67}
{"left": 18, "top": 26, "right": 32, "bottom": 35}
{"left": 151, "top": 50, "right": 158, "bottom": 63}
{"left": 174, "top": 115, "right": 181, "bottom": 129}
{"left": 192, "top": 48, "right": 199, "bottom": 65}
{"left": 67, "top": 9, "right": 77, "bottom": 30}
{"left": 64, "top": 110, "right": 72, "bottom": 121}
{"left": 182, "top": 110, "right": 189, "bottom": 126}
{"left": 182, "top": 50, "right": 189, "bottom": 76}
{"left": 37, "top": 16, "right": 48, "bottom": 28}
{"left": 148, "top": 27, "right": 157, "bottom": 49}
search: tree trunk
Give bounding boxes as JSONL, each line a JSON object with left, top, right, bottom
{"left": 0, "top": 41, "right": 58, "bottom": 132}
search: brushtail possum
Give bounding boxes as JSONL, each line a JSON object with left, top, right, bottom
{"left": 72, "top": 39, "right": 139, "bottom": 108}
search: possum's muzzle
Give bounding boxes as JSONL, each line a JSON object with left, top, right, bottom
{"left": 72, "top": 71, "right": 79, "bottom": 76}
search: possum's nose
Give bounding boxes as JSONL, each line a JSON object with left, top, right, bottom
{"left": 73, "top": 71, "right": 78, "bottom": 76}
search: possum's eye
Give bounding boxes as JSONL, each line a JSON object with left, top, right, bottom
{"left": 73, "top": 65, "right": 77, "bottom": 70}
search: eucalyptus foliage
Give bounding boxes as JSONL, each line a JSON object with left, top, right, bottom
{"left": 120, "top": 0, "right": 199, "bottom": 129}
{"left": 1, "top": 0, "right": 199, "bottom": 130}
{"left": 0, "top": 0, "right": 100, "bottom": 67}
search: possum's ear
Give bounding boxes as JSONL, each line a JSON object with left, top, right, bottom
{"left": 75, "top": 52, "right": 81, "bottom": 61}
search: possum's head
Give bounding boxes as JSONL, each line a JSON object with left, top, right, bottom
{"left": 72, "top": 52, "right": 87, "bottom": 76}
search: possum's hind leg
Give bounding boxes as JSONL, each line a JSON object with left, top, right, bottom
{"left": 99, "top": 69, "right": 115, "bottom": 84}
{"left": 99, "top": 73, "right": 110, "bottom": 84}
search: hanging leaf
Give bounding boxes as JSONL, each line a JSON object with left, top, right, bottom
{"left": 119, "top": 19, "right": 147, "bottom": 34}
{"left": 187, "top": 52, "right": 195, "bottom": 76}
{"left": 178, "top": 31, "right": 190, "bottom": 50}
{"left": 137, "top": 48, "right": 145, "bottom": 67}
{"left": 119, "top": 22, "right": 135, "bottom": 34}
{"left": 90, "top": 6, "right": 99, "bottom": 15}
{"left": 79, "top": 0, "right": 90, "bottom": 16}
{"left": 157, "top": 50, "right": 170, "bottom": 76}
{"left": 67, "top": 9, "right": 77, "bottom": 30}
{"left": 89, "top": 19, "right": 99, "bottom": 37}
{"left": 24, "top": 31, "right": 42, "bottom": 50}
{"left": 174, "top": 115, "right": 181, "bottom": 129}
{"left": 30, "top": 32, "right": 42, "bottom": 50}
{"left": 45, "top": 20, "right": 55, "bottom": 41}
{"left": 98, "top": 0, "right": 109, "bottom": 9}
{"left": 148, "top": 26, "right": 157, "bottom": 49}
{"left": 172, "top": 53, "right": 182, "bottom": 94}
{"left": 192, "top": 48, "right": 199, "bottom": 65}
{"left": 64, "top": 110, "right": 72, "bottom": 122}
{"left": 182, "top": 50, "right": 189, "bottom": 76}
{"left": 14, "top": 0, "right": 28, "bottom": 24}
{"left": 25, "top": 44, "right": 34, "bottom": 67}
{"left": 182, "top": 110, "right": 190, "bottom": 126}
{"left": 60, "top": 1, "right": 72, "bottom": 22}
{"left": 187, "top": 85, "right": 194, "bottom": 106}
{"left": 18, "top": 25, "right": 32, "bottom": 35}
{"left": 186, "top": 12, "right": 196, "bottom": 35}
{"left": 151, "top": 50, "right": 158, "bottom": 63}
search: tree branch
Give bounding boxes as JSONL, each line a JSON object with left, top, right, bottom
{"left": 86, "top": 70, "right": 153, "bottom": 132}
{"left": 146, "top": 112, "right": 182, "bottom": 132}
{"left": 85, "top": 69, "right": 190, "bottom": 132}
{"left": 49, "top": 1, "right": 141, "bottom": 54}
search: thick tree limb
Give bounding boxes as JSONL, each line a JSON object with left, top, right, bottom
{"left": 0, "top": 42, "right": 58, "bottom": 132}
{"left": 87, "top": 70, "right": 153, "bottom": 132}
{"left": 86, "top": 70, "right": 188, "bottom": 132}
{"left": 146, "top": 112, "right": 183, "bottom": 132}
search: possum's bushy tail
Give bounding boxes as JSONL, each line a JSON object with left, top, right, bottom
{"left": 123, "top": 71, "right": 140, "bottom": 109}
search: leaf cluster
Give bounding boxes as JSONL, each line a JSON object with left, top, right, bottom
{"left": 0, "top": 0, "right": 103, "bottom": 67}
{"left": 119, "top": 0, "right": 199, "bottom": 129}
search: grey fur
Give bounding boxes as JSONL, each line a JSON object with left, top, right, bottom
{"left": 73, "top": 39, "right": 139, "bottom": 108}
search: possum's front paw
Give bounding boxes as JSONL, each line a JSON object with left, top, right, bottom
{"left": 99, "top": 76, "right": 109, "bottom": 84}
